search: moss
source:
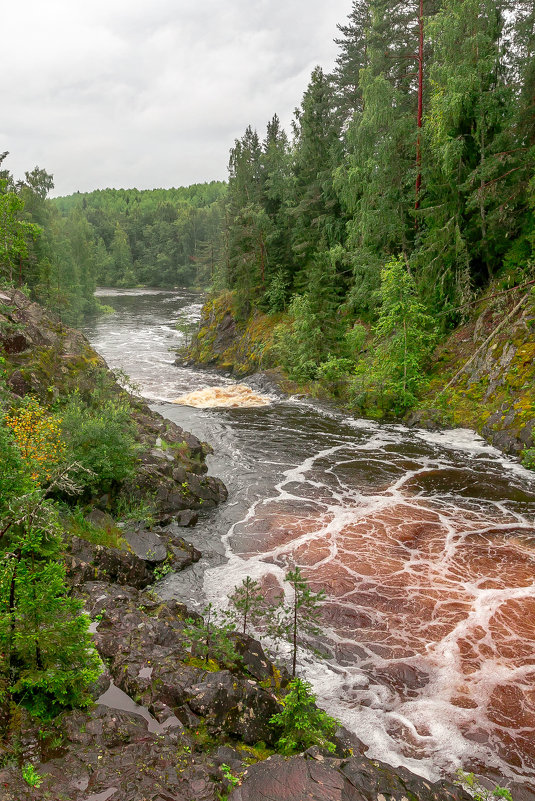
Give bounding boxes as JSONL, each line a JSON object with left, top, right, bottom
{"left": 235, "top": 741, "right": 275, "bottom": 764}
{"left": 183, "top": 656, "right": 221, "bottom": 672}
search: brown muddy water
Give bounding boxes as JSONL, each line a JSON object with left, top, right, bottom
{"left": 84, "top": 288, "right": 535, "bottom": 793}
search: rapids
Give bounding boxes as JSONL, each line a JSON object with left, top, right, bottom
{"left": 84, "top": 288, "right": 535, "bottom": 793}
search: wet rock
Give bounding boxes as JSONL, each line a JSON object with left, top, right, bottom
{"left": 122, "top": 528, "right": 168, "bottom": 563}
{"left": 186, "top": 670, "right": 281, "bottom": 744}
{"left": 372, "top": 662, "right": 430, "bottom": 696}
{"left": 332, "top": 724, "right": 368, "bottom": 758}
{"left": 230, "top": 752, "right": 472, "bottom": 801}
{"left": 245, "top": 371, "right": 287, "bottom": 398}
{"left": 232, "top": 633, "right": 275, "bottom": 682}
{"left": 6, "top": 368, "right": 28, "bottom": 395}
{"left": 0, "top": 705, "right": 220, "bottom": 801}
{"left": 405, "top": 408, "right": 446, "bottom": 430}
{"left": 176, "top": 509, "right": 199, "bottom": 527}
{"left": 66, "top": 537, "right": 153, "bottom": 589}
{"left": 86, "top": 508, "right": 116, "bottom": 529}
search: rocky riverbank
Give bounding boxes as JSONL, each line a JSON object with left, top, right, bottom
{"left": 0, "top": 534, "right": 474, "bottom": 801}
{"left": 0, "top": 288, "right": 227, "bottom": 515}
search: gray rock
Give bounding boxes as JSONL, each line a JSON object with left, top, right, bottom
{"left": 122, "top": 528, "right": 168, "bottom": 563}
{"left": 230, "top": 752, "right": 472, "bottom": 801}
{"left": 186, "top": 670, "right": 281, "bottom": 744}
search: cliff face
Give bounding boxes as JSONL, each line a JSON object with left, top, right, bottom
{"left": 419, "top": 287, "right": 535, "bottom": 457}
{"left": 0, "top": 288, "right": 227, "bottom": 515}
{"left": 178, "top": 291, "right": 279, "bottom": 376}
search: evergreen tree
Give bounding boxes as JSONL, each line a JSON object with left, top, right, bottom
{"left": 270, "top": 678, "right": 338, "bottom": 755}
{"left": 226, "top": 576, "right": 266, "bottom": 636}
{"left": 270, "top": 567, "right": 325, "bottom": 678}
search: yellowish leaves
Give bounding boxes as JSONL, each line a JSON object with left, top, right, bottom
{"left": 5, "top": 398, "right": 65, "bottom": 485}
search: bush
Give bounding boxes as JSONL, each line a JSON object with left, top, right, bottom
{"left": 273, "top": 294, "right": 324, "bottom": 381}
{"left": 269, "top": 678, "right": 338, "bottom": 755}
{"left": 521, "top": 447, "right": 535, "bottom": 470}
{"left": 60, "top": 393, "right": 138, "bottom": 493}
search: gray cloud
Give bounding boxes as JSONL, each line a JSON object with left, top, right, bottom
{"left": 2, "top": 0, "right": 352, "bottom": 195}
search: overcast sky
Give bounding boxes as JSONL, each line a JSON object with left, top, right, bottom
{"left": 2, "top": 0, "right": 352, "bottom": 196}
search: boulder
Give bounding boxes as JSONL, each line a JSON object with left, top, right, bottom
{"left": 186, "top": 670, "right": 281, "bottom": 744}
{"left": 66, "top": 537, "right": 153, "bottom": 589}
{"left": 175, "top": 509, "right": 199, "bottom": 527}
{"left": 232, "top": 632, "right": 276, "bottom": 683}
{"left": 230, "top": 751, "right": 472, "bottom": 801}
{"left": 122, "top": 528, "right": 168, "bottom": 563}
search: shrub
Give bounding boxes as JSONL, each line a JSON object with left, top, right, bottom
{"left": 269, "top": 678, "right": 338, "bottom": 755}
{"left": 60, "top": 393, "right": 138, "bottom": 493}
{"left": 4, "top": 397, "right": 66, "bottom": 485}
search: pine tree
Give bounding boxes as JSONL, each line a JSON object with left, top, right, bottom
{"left": 270, "top": 567, "right": 325, "bottom": 678}
{"left": 226, "top": 576, "right": 266, "bottom": 636}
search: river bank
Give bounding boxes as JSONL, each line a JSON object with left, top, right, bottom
{"left": 179, "top": 288, "right": 535, "bottom": 463}
{"left": 0, "top": 288, "right": 482, "bottom": 801}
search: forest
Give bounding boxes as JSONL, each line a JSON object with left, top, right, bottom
{"left": 212, "top": 0, "right": 535, "bottom": 414}
{"left": 0, "top": 0, "right": 534, "bottom": 400}
{"left": 0, "top": 158, "right": 225, "bottom": 325}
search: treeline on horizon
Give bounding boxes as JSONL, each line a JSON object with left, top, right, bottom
{"left": 0, "top": 161, "right": 226, "bottom": 324}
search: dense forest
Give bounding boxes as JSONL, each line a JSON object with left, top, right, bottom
{"left": 208, "top": 0, "right": 535, "bottom": 414}
{"left": 0, "top": 156, "right": 225, "bottom": 325}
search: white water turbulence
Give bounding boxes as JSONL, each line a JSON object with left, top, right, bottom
{"left": 174, "top": 385, "right": 271, "bottom": 408}
{"left": 202, "top": 421, "right": 535, "bottom": 788}
{"left": 84, "top": 289, "right": 535, "bottom": 794}
{"left": 86, "top": 288, "right": 232, "bottom": 402}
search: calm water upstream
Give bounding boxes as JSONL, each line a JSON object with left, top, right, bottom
{"left": 84, "top": 288, "right": 535, "bottom": 793}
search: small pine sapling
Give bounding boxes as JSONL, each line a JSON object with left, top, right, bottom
{"left": 183, "top": 603, "right": 240, "bottom": 667}
{"left": 269, "top": 566, "right": 325, "bottom": 677}
{"left": 269, "top": 677, "right": 338, "bottom": 755}
{"left": 226, "top": 576, "right": 266, "bottom": 635}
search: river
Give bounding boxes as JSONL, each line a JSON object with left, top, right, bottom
{"left": 84, "top": 288, "right": 535, "bottom": 794}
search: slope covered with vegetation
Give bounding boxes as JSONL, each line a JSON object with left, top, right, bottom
{"left": 181, "top": 0, "right": 534, "bottom": 462}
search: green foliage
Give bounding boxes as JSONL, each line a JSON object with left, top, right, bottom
{"left": 274, "top": 294, "right": 325, "bottom": 381}
{"left": 316, "top": 357, "right": 354, "bottom": 383}
{"left": 270, "top": 566, "right": 325, "bottom": 677}
{"left": 226, "top": 576, "right": 266, "bottom": 635}
{"left": 269, "top": 678, "right": 338, "bottom": 755}
{"left": 0, "top": 422, "right": 101, "bottom": 722}
{"left": 152, "top": 559, "right": 173, "bottom": 582}
{"left": 64, "top": 505, "right": 126, "bottom": 549}
{"left": 455, "top": 770, "right": 513, "bottom": 801}
{"left": 352, "top": 259, "right": 437, "bottom": 415}
{"left": 0, "top": 421, "right": 33, "bottom": 518}
{"left": 220, "top": 763, "right": 241, "bottom": 787}
{"left": 60, "top": 392, "right": 138, "bottom": 494}
{"left": 521, "top": 448, "right": 535, "bottom": 470}
{"left": 115, "top": 495, "right": 157, "bottom": 529}
{"left": 183, "top": 603, "right": 240, "bottom": 668}
{"left": 22, "top": 763, "right": 44, "bottom": 788}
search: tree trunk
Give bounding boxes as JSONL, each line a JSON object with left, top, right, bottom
{"left": 415, "top": 0, "right": 424, "bottom": 214}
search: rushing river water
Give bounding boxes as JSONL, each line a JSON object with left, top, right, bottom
{"left": 84, "top": 288, "right": 535, "bottom": 794}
